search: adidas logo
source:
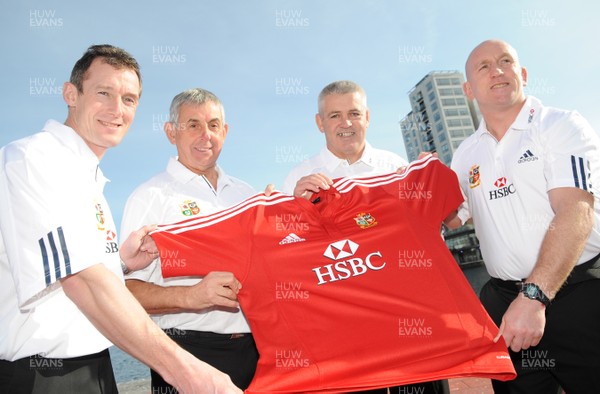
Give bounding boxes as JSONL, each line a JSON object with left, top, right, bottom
{"left": 279, "top": 233, "right": 306, "bottom": 245}
{"left": 518, "top": 149, "right": 539, "bottom": 164}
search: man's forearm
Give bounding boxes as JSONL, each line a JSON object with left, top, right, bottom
{"left": 126, "top": 279, "right": 209, "bottom": 314}
{"left": 61, "top": 264, "right": 235, "bottom": 392}
{"left": 527, "top": 195, "right": 594, "bottom": 298}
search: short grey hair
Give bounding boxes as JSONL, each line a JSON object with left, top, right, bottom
{"left": 318, "top": 80, "right": 367, "bottom": 114}
{"left": 168, "top": 88, "right": 225, "bottom": 124}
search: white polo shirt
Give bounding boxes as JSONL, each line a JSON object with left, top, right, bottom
{"left": 282, "top": 141, "right": 408, "bottom": 193}
{"left": 451, "top": 96, "right": 600, "bottom": 280}
{"left": 0, "top": 120, "right": 120, "bottom": 360}
{"left": 121, "top": 157, "right": 255, "bottom": 333}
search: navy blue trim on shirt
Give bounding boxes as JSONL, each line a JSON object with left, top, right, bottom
{"left": 39, "top": 226, "right": 70, "bottom": 286}
{"left": 47, "top": 231, "right": 61, "bottom": 281}
{"left": 57, "top": 227, "right": 71, "bottom": 275}
{"left": 571, "top": 155, "right": 588, "bottom": 191}
{"left": 571, "top": 155, "right": 580, "bottom": 188}
{"left": 39, "top": 238, "right": 51, "bottom": 286}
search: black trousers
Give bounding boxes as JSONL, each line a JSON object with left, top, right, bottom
{"left": 151, "top": 329, "right": 259, "bottom": 392}
{"left": 0, "top": 349, "right": 117, "bottom": 394}
{"left": 480, "top": 277, "right": 600, "bottom": 394}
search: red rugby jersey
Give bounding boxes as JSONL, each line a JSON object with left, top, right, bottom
{"left": 152, "top": 156, "right": 516, "bottom": 393}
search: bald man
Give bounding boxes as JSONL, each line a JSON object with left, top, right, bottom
{"left": 449, "top": 39, "right": 600, "bottom": 393}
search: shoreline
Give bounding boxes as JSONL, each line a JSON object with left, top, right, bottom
{"left": 118, "top": 378, "right": 150, "bottom": 393}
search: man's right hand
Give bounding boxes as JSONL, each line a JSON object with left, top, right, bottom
{"left": 186, "top": 271, "right": 242, "bottom": 310}
{"left": 293, "top": 173, "right": 333, "bottom": 199}
{"left": 169, "top": 349, "right": 243, "bottom": 394}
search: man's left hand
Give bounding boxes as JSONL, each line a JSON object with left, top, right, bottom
{"left": 494, "top": 294, "right": 546, "bottom": 352}
{"left": 120, "top": 225, "right": 160, "bottom": 273}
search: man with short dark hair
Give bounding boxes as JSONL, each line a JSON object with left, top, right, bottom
{"left": 0, "top": 45, "right": 241, "bottom": 394}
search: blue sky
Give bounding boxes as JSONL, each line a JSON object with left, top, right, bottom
{"left": 2, "top": 0, "right": 599, "bottom": 227}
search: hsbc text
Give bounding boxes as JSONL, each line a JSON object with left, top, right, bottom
{"left": 312, "top": 252, "right": 386, "bottom": 285}
{"left": 489, "top": 184, "right": 516, "bottom": 200}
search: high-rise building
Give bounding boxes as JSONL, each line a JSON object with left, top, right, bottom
{"left": 400, "top": 71, "right": 480, "bottom": 166}
{"left": 400, "top": 71, "right": 483, "bottom": 268}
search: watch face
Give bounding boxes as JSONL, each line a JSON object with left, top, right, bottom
{"left": 521, "top": 283, "right": 549, "bottom": 306}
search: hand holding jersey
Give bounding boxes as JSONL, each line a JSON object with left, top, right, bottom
{"left": 292, "top": 172, "right": 333, "bottom": 198}
{"left": 119, "top": 224, "right": 160, "bottom": 272}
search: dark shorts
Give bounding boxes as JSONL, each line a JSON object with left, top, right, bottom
{"left": 0, "top": 349, "right": 117, "bottom": 394}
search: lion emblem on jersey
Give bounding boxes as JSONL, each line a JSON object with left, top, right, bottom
{"left": 180, "top": 200, "right": 200, "bottom": 216}
{"left": 469, "top": 165, "right": 481, "bottom": 189}
{"left": 354, "top": 212, "right": 378, "bottom": 229}
{"left": 95, "top": 202, "right": 106, "bottom": 231}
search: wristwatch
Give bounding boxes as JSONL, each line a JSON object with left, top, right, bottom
{"left": 120, "top": 259, "right": 131, "bottom": 275}
{"left": 519, "top": 282, "right": 551, "bottom": 307}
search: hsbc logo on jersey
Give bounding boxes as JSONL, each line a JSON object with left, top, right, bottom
{"left": 489, "top": 177, "right": 516, "bottom": 200}
{"left": 312, "top": 239, "right": 386, "bottom": 285}
{"left": 323, "top": 239, "right": 359, "bottom": 260}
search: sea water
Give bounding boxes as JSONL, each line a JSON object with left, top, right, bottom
{"left": 109, "top": 346, "right": 149, "bottom": 383}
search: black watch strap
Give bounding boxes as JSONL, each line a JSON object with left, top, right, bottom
{"left": 520, "top": 282, "right": 551, "bottom": 307}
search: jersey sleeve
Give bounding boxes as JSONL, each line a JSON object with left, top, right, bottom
{"left": 151, "top": 197, "right": 257, "bottom": 280}
{"left": 541, "top": 110, "right": 600, "bottom": 195}
{"left": 401, "top": 157, "right": 464, "bottom": 225}
{"left": 0, "top": 143, "right": 108, "bottom": 308}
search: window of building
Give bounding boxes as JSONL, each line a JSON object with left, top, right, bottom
{"left": 436, "top": 78, "right": 451, "bottom": 86}
{"left": 450, "top": 129, "right": 465, "bottom": 138}
{"left": 426, "top": 81, "right": 433, "bottom": 91}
